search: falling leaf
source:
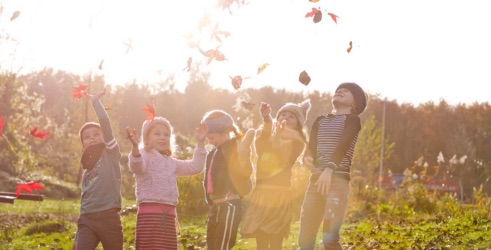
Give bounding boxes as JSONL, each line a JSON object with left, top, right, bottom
{"left": 217, "top": 0, "right": 242, "bottom": 15}
{"left": 103, "top": 104, "right": 111, "bottom": 111}
{"left": 327, "top": 12, "right": 339, "bottom": 24}
{"left": 210, "top": 22, "right": 231, "bottom": 44}
{"left": 182, "top": 57, "right": 192, "bottom": 72}
{"left": 123, "top": 37, "right": 133, "bottom": 54}
{"left": 73, "top": 84, "right": 89, "bottom": 99}
{"left": 10, "top": 11, "right": 21, "bottom": 21}
{"left": 257, "top": 63, "right": 269, "bottom": 74}
{"left": 299, "top": 70, "right": 311, "bottom": 86}
{"left": 347, "top": 41, "right": 353, "bottom": 53}
{"left": 0, "top": 116, "right": 3, "bottom": 137}
{"left": 306, "top": 8, "right": 322, "bottom": 23}
{"left": 30, "top": 127, "right": 50, "bottom": 139}
{"left": 98, "top": 59, "right": 104, "bottom": 70}
{"left": 199, "top": 47, "right": 226, "bottom": 64}
{"left": 309, "top": 0, "right": 320, "bottom": 2}
{"left": 230, "top": 75, "right": 251, "bottom": 90}
{"left": 142, "top": 104, "right": 155, "bottom": 121}
{"left": 16, "top": 180, "right": 44, "bottom": 197}
{"left": 241, "top": 101, "right": 256, "bottom": 111}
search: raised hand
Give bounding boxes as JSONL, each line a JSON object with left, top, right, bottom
{"left": 195, "top": 121, "right": 208, "bottom": 147}
{"left": 237, "top": 128, "right": 255, "bottom": 165}
{"left": 126, "top": 126, "right": 139, "bottom": 147}
{"left": 260, "top": 102, "right": 271, "bottom": 118}
{"left": 90, "top": 88, "right": 106, "bottom": 101}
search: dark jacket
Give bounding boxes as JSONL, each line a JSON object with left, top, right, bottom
{"left": 203, "top": 138, "right": 253, "bottom": 204}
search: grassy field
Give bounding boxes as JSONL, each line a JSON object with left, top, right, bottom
{"left": 1, "top": 196, "right": 491, "bottom": 249}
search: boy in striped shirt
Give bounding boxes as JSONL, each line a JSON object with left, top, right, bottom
{"left": 298, "top": 82, "right": 368, "bottom": 250}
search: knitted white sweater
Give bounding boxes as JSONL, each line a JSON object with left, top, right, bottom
{"left": 128, "top": 147, "right": 206, "bottom": 205}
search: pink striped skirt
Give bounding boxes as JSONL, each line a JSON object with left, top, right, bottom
{"left": 135, "top": 203, "right": 179, "bottom": 250}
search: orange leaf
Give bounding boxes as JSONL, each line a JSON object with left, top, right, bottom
{"left": 30, "top": 127, "right": 50, "bottom": 139}
{"left": 347, "top": 41, "right": 353, "bottom": 53}
{"left": 142, "top": 104, "right": 155, "bottom": 121}
{"left": 73, "top": 85, "right": 89, "bottom": 99}
{"left": 327, "top": 12, "right": 339, "bottom": 24}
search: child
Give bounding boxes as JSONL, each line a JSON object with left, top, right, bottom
{"left": 74, "top": 88, "right": 123, "bottom": 250}
{"left": 241, "top": 99, "right": 311, "bottom": 250}
{"left": 201, "top": 110, "right": 254, "bottom": 250}
{"left": 298, "top": 82, "right": 368, "bottom": 250}
{"left": 126, "top": 117, "right": 207, "bottom": 250}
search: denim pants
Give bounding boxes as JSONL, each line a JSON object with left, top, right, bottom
{"left": 73, "top": 208, "right": 123, "bottom": 250}
{"left": 298, "top": 176, "right": 349, "bottom": 250}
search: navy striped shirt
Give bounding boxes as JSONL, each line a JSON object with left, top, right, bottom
{"left": 307, "top": 114, "right": 361, "bottom": 180}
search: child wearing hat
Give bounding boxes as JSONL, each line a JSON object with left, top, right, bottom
{"left": 298, "top": 82, "right": 368, "bottom": 250}
{"left": 126, "top": 117, "right": 208, "bottom": 249}
{"left": 201, "top": 110, "right": 255, "bottom": 250}
{"left": 74, "top": 88, "right": 123, "bottom": 250}
{"left": 241, "top": 99, "right": 311, "bottom": 250}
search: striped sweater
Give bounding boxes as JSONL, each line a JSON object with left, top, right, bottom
{"left": 306, "top": 114, "right": 361, "bottom": 180}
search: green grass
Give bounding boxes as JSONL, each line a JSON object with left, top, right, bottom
{"left": 2, "top": 199, "right": 491, "bottom": 249}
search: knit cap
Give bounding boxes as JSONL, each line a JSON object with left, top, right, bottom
{"left": 141, "top": 116, "right": 173, "bottom": 145}
{"left": 336, "top": 82, "right": 368, "bottom": 115}
{"left": 276, "top": 99, "right": 312, "bottom": 125}
{"left": 203, "top": 110, "right": 234, "bottom": 134}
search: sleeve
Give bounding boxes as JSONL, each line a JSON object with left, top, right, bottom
{"left": 175, "top": 146, "right": 207, "bottom": 176}
{"left": 92, "top": 98, "right": 118, "bottom": 151}
{"left": 305, "top": 116, "right": 323, "bottom": 160}
{"left": 255, "top": 117, "right": 273, "bottom": 154}
{"left": 327, "top": 115, "right": 361, "bottom": 169}
{"left": 128, "top": 150, "right": 146, "bottom": 174}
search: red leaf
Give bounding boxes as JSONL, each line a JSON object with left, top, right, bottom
{"left": 305, "top": 8, "right": 319, "bottom": 18}
{"left": 30, "top": 127, "right": 50, "bottom": 139}
{"left": 73, "top": 85, "right": 89, "bottom": 99}
{"left": 327, "top": 12, "right": 339, "bottom": 24}
{"left": 142, "top": 104, "right": 155, "bottom": 121}
{"left": 16, "top": 180, "right": 44, "bottom": 197}
{"left": 0, "top": 116, "right": 4, "bottom": 137}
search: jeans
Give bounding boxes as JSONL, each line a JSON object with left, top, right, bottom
{"left": 73, "top": 208, "right": 123, "bottom": 250}
{"left": 298, "top": 176, "right": 349, "bottom": 250}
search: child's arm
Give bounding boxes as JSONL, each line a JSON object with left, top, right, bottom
{"left": 126, "top": 126, "right": 145, "bottom": 174}
{"left": 175, "top": 121, "right": 207, "bottom": 176}
{"left": 90, "top": 88, "right": 118, "bottom": 150}
{"left": 325, "top": 115, "right": 361, "bottom": 169}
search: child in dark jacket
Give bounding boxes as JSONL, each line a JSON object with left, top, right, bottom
{"left": 201, "top": 109, "right": 254, "bottom": 250}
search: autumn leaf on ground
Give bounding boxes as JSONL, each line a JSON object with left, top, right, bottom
{"left": 0, "top": 116, "right": 4, "bottom": 137}
{"left": 142, "top": 104, "right": 155, "bottom": 121}
{"left": 230, "top": 75, "right": 251, "bottom": 90}
{"left": 30, "top": 127, "right": 50, "bottom": 139}
{"left": 10, "top": 11, "right": 21, "bottom": 21}
{"left": 327, "top": 12, "right": 339, "bottom": 24}
{"left": 257, "top": 63, "right": 269, "bottom": 74}
{"left": 299, "top": 70, "right": 311, "bottom": 86}
{"left": 347, "top": 41, "right": 353, "bottom": 53}
{"left": 16, "top": 180, "right": 44, "bottom": 197}
{"left": 73, "top": 84, "right": 89, "bottom": 99}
